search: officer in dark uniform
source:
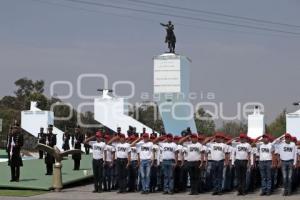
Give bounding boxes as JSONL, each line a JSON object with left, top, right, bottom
{"left": 6, "top": 125, "right": 13, "bottom": 165}
{"left": 72, "top": 125, "right": 84, "bottom": 170}
{"left": 7, "top": 123, "right": 24, "bottom": 182}
{"left": 37, "top": 127, "right": 46, "bottom": 159}
{"left": 62, "top": 127, "right": 71, "bottom": 151}
{"left": 84, "top": 132, "right": 91, "bottom": 154}
{"left": 45, "top": 124, "right": 57, "bottom": 175}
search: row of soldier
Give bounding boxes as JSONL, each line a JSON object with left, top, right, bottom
{"left": 83, "top": 130, "right": 300, "bottom": 196}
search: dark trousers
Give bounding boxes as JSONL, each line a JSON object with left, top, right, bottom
{"left": 128, "top": 160, "right": 138, "bottom": 192}
{"left": 174, "top": 161, "right": 182, "bottom": 192}
{"left": 180, "top": 161, "right": 188, "bottom": 191}
{"left": 103, "top": 162, "right": 113, "bottom": 191}
{"left": 150, "top": 162, "right": 158, "bottom": 192}
{"left": 10, "top": 166, "right": 20, "bottom": 181}
{"left": 116, "top": 158, "right": 128, "bottom": 192}
{"left": 235, "top": 160, "right": 248, "bottom": 194}
{"left": 46, "top": 163, "right": 53, "bottom": 175}
{"left": 39, "top": 151, "right": 44, "bottom": 159}
{"left": 211, "top": 160, "right": 224, "bottom": 193}
{"left": 188, "top": 161, "right": 200, "bottom": 194}
{"left": 74, "top": 159, "right": 80, "bottom": 170}
{"left": 93, "top": 159, "right": 104, "bottom": 192}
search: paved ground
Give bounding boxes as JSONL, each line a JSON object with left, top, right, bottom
{"left": 1, "top": 184, "right": 300, "bottom": 200}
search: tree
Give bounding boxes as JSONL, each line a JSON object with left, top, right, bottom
{"left": 218, "top": 121, "right": 247, "bottom": 137}
{"left": 194, "top": 108, "right": 215, "bottom": 135}
{"left": 266, "top": 110, "right": 286, "bottom": 137}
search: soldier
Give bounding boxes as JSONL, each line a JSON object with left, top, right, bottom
{"left": 257, "top": 134, "right": 275, "bottom": 196}
{"left": 37, "top": 127, "right": 46, "bottom": 159}
{"left": 128, "top": 135, "right": 139, "bottom": 192}
{"left": 62, "top": 127, "right": 71, "bottom": 151}
{"left": 232, "top": 133, "right": 252, "bottom": 195}
{"left": 207, "top": 133, "right": 229, "bottom": 195}
{"left": 109, "top": 134, "right": 131, "bottom": 193}
{"left": 8, "top": 123, "right": 24, "bottom": 182}
{"left": 6, "top": 125, "right": 13, "bottom": 165}
{"left": 276, "top": 133, "right": 298, "bottom": 196}
{"left": 180, "top": 134, "right": 205, "bottom": 195}
{"left": 103, "top": 135, "right": 115, "bottom": 192}
{"left": 72, "top": 125, "right": 84, "bottom": 170}
{"left": 137, "top": 133, "right": 154, "bottom": 194}
{"left": 158, "top": 133, "right": 178, "bottom": 194}
{"left": 84, "top": 132, "right": 92, "bottom": 154}
{"left": 151, "top": 135, "right": 160, "bottom": 193}
{"left": 173, "top": 136, "right": 183, "bottom": 193}
{"left": 45, "top": 124, "right": 57, "bottom": 175}
{"left": 84, "top": 132, "right": 107, "bottom": 193}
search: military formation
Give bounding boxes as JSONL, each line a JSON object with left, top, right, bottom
{"left": 6, "top": 124, "right": 300, "bottom": 196}
{"left": 79, "top": 127, "right": 300, "bottom": 196}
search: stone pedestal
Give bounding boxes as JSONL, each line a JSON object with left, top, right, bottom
{"left": 154, "top": 53, "right": 197, "bottom": 135}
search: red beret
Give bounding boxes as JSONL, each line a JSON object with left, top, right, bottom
{"left": 167, "top": 133, "right": 173, "bottom": 138}
{"left": 143, "top": 133, "right": 149, "bottom": 138}
{"left": 119, "top": 134, "right": 126, "bottom": 138}
{"left": 239, "top": 133, "right": 247, "bottom": 139}
{"left": 285, "top": 133, "right": 292, "bottom": 139}
{"left": 191, "top": 134, "right": 198, "bottom": 139}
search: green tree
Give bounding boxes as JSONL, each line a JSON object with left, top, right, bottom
{"left": 194, "top": 108, "right": 215, "bottom": 135}
{"left": 218, "top": 121, "right": 247, "bottom": 137}
{"left": 266, "top": 110, "right": 286, "bottom": 137}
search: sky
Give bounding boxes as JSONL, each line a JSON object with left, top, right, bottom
{"left": 0, "top": 0, "right": 300, "bottom": 126}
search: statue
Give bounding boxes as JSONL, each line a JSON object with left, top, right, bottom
{"left": 160, "top": 21, "right": 176, "bottom": 53}
{"left": 36, "top": 143, "right": 81, "bottom": 191}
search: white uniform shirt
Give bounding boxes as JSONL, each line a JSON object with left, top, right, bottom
{"left": 160, "top": 142, "right": 178, "bottom": 160}
{"left": 207, "top": 142, "right": 228, "bottom": 161}
{"left": 131, "top": 146, "right": 138, "bottom": 161}
{"left": 115, "top": 142, "right": 131, "bottom": 159}
{"left": 177, "top": 144, "right": 184, "bottom": 161}
{"left": 234, "top": 142, "right": 251, "bottom": 160}
{"left": 89, "top": 141, "right": 106, "bottom": 160}
{"left": 258, "top": 143, "right": 274, "bottom": 161}
{"left": 153, "top": 144, "right": 160, "bottom": 161}
{"left": 105, "top": 144, "right": 115, "bottom": 162}
{"left": 185, "top": 142, "right": 204, "bottom": 162}
{"left": 277, "top": 142, "right": 297, "bottom": 165}
{"left": 138, "top": 142, "right": 154, "bottom": 160}
{"left": 182, "top": 141, "right": 191, "bottom": 161}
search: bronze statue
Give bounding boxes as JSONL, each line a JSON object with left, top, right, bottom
{"left": 160, "top": 21, "right": 176, "bottom": 53}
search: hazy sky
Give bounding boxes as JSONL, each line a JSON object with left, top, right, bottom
{"left": 1, "top": 0, "right": 300, "bottom": 125}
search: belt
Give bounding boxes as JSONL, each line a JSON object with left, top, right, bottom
{"left": 93, "top": 158, "right": 103, "bottom": 161}
{"left": 281, "top": 159, "right": 294, "bottom": 162}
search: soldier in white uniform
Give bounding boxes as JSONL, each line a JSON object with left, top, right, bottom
{"left": 207, "top": 133, "right": 229, "bottom": 195}
{"left": 232, "top": 133, "right": 252, "bottom": 195}
{"left": 84, "top": 132, "right": 107, "bottom": 193}
{"left": 276, "top": 133, "right": 298, "bottom": 196}
{"left": 257, "top": 134, "right": 275, "bottom": 196}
